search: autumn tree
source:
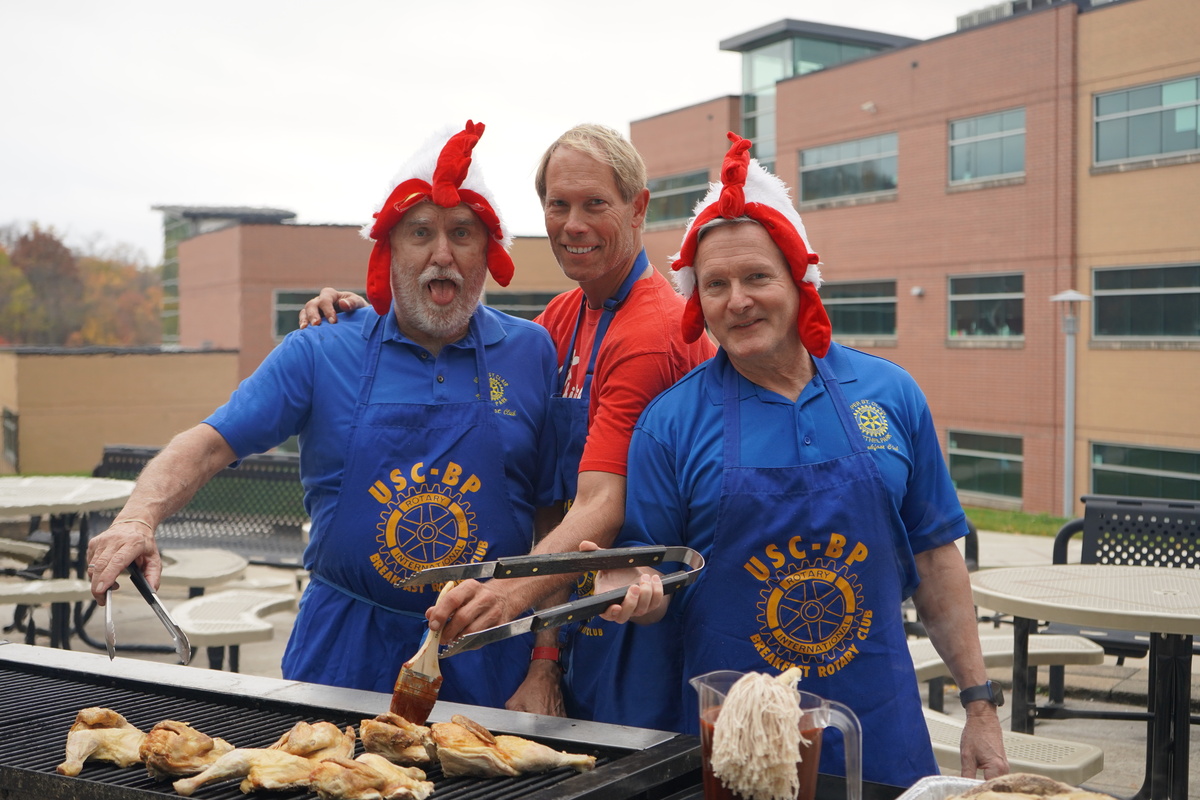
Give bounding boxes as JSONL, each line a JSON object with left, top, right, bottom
{"left": 0, "top": 224, "right": 161, "bottom": 346}
{"left": 9, "top": 224, "right": 85, "bottom": 345}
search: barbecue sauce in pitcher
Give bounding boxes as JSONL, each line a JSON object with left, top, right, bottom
{"left": 699, "top": 706, "right": 824, "bottom": 800}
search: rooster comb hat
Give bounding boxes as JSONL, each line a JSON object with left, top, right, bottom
{"left": 362, "top": 120, "right": 514, "bottom": 315}
{"left": 669, "top": 132, "right": 831, "bottom": 358}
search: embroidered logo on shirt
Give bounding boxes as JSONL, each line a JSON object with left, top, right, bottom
{"left": 367, "top": 461, "right": 488, "bottom": 590}
{"left": 478, "top": 372, "right": 516, "bottom": 417}
{"left": 851, "top": 399, "right": 891, "bottom": 446}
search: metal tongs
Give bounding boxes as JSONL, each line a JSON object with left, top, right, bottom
{"left": 104, "top": 562, "right": 192, "bottom": 665}
{"left": 395, "top": 545, "right": 705, "bottom": 658}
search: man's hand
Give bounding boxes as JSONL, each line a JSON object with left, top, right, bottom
{"left": 426, "top": 579, "right": 523, "bottom": 641}
{"left": 505, "top": 659, "right": 566, "bottom": 717}
{"left": 297, "top": 288, "right": 368, "bottom": 329}
{"left": 586, "top": 540, "right": 669, "bottom": 625}
{"left": 86, "top": 521, "right": 162, "bottom": 604}
{"left": 960, "top": 708, "right": 1009, "bottom": 779}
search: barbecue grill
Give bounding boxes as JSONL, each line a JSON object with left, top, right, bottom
{"left": 0, "top": 642, "right": 699, "bottom": 800}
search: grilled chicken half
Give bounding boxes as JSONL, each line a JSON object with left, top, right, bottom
{"left": 309, "top": 753, "right": 434, "bottom": 800}
{"left": 57, "top": 707, "right": 147, "bottom": 776}
{"left": 359, "top": 712, "right": 433, "bottom": 765}
{"left": 172, "top": 748, "right": 318, "bottom": 796}
{"left": 139, "top": 719, "right": 236, "bottom": 779}
{"left": 268, "top": 720, "right": 356, "bottom": 761}
{"left": 429, "top": 714, "right": 596, "bottom": 778}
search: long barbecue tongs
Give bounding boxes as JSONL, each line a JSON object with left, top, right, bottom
{"left": 395, "top": 545, "right": 704, "bottom": 658}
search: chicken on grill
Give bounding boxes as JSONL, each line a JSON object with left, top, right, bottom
{"left": 139, "top": 719, "right": 236, "bottom": 780}
{"left": 309, "top": 753, "right": 434, "bottom": 800}
{"left": 268, "top": 720, "right": 356, "bottom": 761}
{"left": 429, "top": 714, "right": 596, "bottom": 778}
{"left": 359, "top": 712, "right": 432, "bottom": 765}
{"left": 172, "top": 748, "right": 318, "bottom": 796}
{"left": 56, "top": 707, "right": 147, "bottom": 776}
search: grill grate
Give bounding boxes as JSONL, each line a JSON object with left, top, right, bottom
{"left": 0, "top": 667, "right": 628, "bottom": 800}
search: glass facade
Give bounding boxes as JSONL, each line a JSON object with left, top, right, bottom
{"left": 949, "top": 431, "right": 1023, "bottom": 500}
{"left": 646, "top": 169, "right": 710, "bottom": 226}
{"left": 950, "top": 108, "right": 1026, "bottom": 183}
{"left": 738, "top": 34, "right": 887, "bottom": 172}
{"left": 800, "top": 133, "right": 898, "bottom": 202}
{"left": 1092, "top": 443, "right": 1200, "bottom": 501}
{"left": 1092, "top": 264, "right": 1200, "bottom": 339}
{"left": 1095, "top": 75, "right": 1200, "bottom": 164}
{"left": 948, "top": 273, "right": 1024, "bottom": 338}
{"left": 822, "top": 280, "right": 897, "bottom": 335}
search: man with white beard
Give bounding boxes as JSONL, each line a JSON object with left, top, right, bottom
{"left": 86, "top": 121, "right": 558, "bottom": 708}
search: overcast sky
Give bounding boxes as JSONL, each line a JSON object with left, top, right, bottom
{"left": 2, "top": 0, "right": 992, "bottom": 265}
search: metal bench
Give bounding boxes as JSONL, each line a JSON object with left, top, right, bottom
{"left": 0, "top": 579, "right": 94, "bottom": 647}
{"left": 1045, "top": 494, "right": 1200, "bottom": 705}
{"left": 171, "top": 590, "right": 295, "bottom": 672}
{"left": 923, "top": 707, "right": 1104, "bottom": 784}
{"left": 910, "top": 634, "right": 1105, "bottom": 712}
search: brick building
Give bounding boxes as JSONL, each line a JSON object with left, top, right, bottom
{"left": 632, "top": 0, "right": 1199, "bottom": 515}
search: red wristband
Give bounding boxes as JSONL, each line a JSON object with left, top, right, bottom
{"left": 531, "top": 646, "right": 561, "bottom": 663}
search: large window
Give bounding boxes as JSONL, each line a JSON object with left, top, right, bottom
{"left": 1095, "top": 75, "right": 1199, "bottom": 165}
{"left": 1093, "top": 264, "right": 1200, "bottom": 339}
{"left": 949, "top": 431, "right": 1023, "bottom": 501}
{"left": 484, "top": 291, "right": 559, "bottom": 321}
{"left": 1092, "top": 443, "right": 1200, "bottom": 502}
{"left": 646, "top": 170, "right": 709, "bottom": 226}
{"left": 800, "top": 133, "right": 898, "bottom": 203}
{"left": 948, "top": 273, "right": 1023, "bottom": 339}
{"left": 950, "top": 108, "right": 1025, "bottom": 183}
{"left": 274, "top": 290, "right": 365, "bottom": 339}
{"left": 822, "top": 280, "right": 896, "bottom": 336}
{"left": 2, "top": 408, "right": 16, "bottom": 469}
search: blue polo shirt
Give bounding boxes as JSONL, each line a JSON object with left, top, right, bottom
{"left": 205, "top": 304, "right": 558, "bottom": 567}
{"left": 619, "top": 343, "right": 966, "bottom": 601}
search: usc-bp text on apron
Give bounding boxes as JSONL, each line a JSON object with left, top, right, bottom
{"left": 283, "top": 312, "right": 534, "bottom": 707}
{"left": 679, "top": 354, "right": 938, "bottom": 784}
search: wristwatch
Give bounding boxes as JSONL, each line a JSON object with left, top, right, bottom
{"left": 959, "top": 680, "right": 1004, "bottom": 708}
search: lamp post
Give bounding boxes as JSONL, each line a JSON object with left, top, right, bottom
{"left": 1050, "top": 290, "right": 1090, "bottom": 518}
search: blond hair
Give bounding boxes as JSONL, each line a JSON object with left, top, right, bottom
{"left": 534, "top": 123, "right": 647, "bottom": 204}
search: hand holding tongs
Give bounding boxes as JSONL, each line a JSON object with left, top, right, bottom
{"left": 396, "top": 545, "right": 704, "bottom": 657}
{"left": 104, "top": 561, "right": 192, "bottom": 665}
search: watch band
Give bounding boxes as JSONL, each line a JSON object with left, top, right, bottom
{"left": 959, "top": 680, "right": 1004, "bottom": 708}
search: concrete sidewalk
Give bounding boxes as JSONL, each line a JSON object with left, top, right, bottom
{"left": 4, "top": 530, "right": 1197, "bottom": 799}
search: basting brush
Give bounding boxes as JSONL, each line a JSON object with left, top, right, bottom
{"left": 390, "top": 580, "right": 456, "bottom": 724}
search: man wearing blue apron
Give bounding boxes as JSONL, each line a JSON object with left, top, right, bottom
{"left": 601, "top": 134, "right": 1010, "bottom": 783}
{"left": 86, "top": 122, "right": 558, "bottom": 710}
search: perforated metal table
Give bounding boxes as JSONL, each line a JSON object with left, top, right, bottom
{"left": 972, "top": 564, "right": 1200, "bottom": 800}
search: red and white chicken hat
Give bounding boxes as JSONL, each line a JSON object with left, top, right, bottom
{"left": 362, "top": 120, "right": 514, "bottom": 315}
{"left": 669, "top": 132, "right": 831, "bottom": 358}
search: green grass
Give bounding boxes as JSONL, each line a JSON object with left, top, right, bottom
{"left": 964, "top": 506, "right": 1069, "bottom": 537}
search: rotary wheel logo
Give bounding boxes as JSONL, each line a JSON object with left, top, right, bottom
{"left": 489, "top": 372, "right": 509, "bottom": 406}
{"left": 755, "top": 559, "right": 864, "bottom": 666}
{"left": 377, "top": 484, "right": 477, "bottom": 577}
{"left": 852, "top": 400, "right": 890, "bottom": 444}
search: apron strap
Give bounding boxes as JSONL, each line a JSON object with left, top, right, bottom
{"left": 556, "top": 249, "right": 649, "bottom": 393}
{"left": 721, "top": 345, "right": 865, "bottom": 467}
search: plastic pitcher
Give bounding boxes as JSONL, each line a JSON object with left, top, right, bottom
{"left": 690, "top": 670, "right": 862, "bottom": 800}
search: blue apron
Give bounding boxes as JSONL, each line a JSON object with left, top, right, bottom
{"left": 549, "top": 252, "right": 685, "bottom": 730}
{"left": 281, "top": 311, "right": 534, "bottom": 708}
{"left": 679, "top": 353, "right": 937, "bottom": 784}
